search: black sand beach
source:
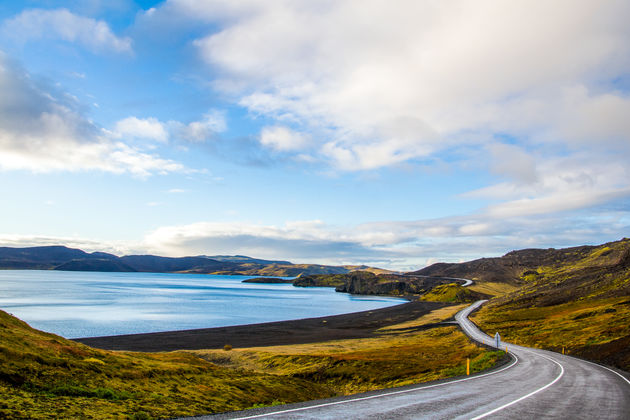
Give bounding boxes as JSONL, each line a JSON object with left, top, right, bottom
{"left": 75, "top": 301, "right": 447, "bottom": 352}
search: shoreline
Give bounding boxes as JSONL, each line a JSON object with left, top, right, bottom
{"left": 75, "top": 300, "right": 448, "bottom": 352}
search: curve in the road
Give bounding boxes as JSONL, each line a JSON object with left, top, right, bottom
{"left": 231, "top": 355, "right": 520, "bottom": 420}
{"left": 199, "top": 299, "right": 630, "bottom": 419}
{"left": 401, "top": 274, "right": 474, "bottom": 287}
{"left": 469, "top": 350, "right": 564, "bottom": 420}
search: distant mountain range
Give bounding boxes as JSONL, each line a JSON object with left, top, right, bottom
{"left": 0, "top": 246, "right": 389, "bottom": 277}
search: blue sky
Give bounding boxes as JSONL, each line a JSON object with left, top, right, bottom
{"left": 0, "top": 0, "right": 629, "bottom": 271}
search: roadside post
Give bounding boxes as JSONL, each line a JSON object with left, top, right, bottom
{"left": 494, "top": 332, "right": 500, "bottom": 349}
{"left": 466, "top": 358, "right": 470, "bottom": 375}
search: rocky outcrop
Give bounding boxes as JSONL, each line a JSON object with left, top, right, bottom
{"left": 293, "top": 274, "right": 347, "bottom": 288}
{"left": 294, "top": 271, "right": 454, "bottom": 297}
{"left": 335, "top": 272, "right": 452, "bottom": 296}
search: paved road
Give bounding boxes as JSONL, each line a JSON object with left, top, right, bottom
{"left": 401, "top": 274, "right": 474, "bottom": 287}
{"left": 196, "top": 300, "right": 630, "bottom": 419}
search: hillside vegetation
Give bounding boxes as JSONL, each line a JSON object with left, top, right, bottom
{"left": 0, "top": 304, "right": 503, "bottom": 418}
{"left": 420, "top": 283, "right": 486, "bottom": 303}
{"left": 413, "top": 243, "right": 611, "bottom": 285}
{"left": 471, "top": 238, "right": 630, "bottom": 371}
{"left": 0, "top": 309, "right": 330, "bottom": 419}
{"left": 192, "top": 304, "right": 503, "bottom": 394}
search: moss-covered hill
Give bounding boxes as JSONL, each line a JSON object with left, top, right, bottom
{"left": 0, "top": 310, "right": 331, "bottom": 419}
{"left": 0, "top": 303, "right": 505, "bottom": 419}
{"left": 420, "top": 283, "right": 486, "bottom": 303}
{"left": 471, "top": 238, "right": 630, "bottom": 371}
{"left": 412, "top": 240, "right": 628, "bottom": 286}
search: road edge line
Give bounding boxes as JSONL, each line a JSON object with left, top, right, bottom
{"left": 576, "top": 358, "right": 630, "bottom": 385}
{"left": 233, "top": 352, "right": 518, "bottom": 419}
{"left": 470, "top": 351, "right": 565, "bottom": 420}
{"left": 232, "top": 300, "right": 512, "bottom": 420}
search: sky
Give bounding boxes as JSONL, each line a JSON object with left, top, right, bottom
{"left": 0, "top": 0, "right": 629, "bottom": 271}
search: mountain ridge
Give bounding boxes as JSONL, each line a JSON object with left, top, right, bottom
{"left": 410, "top": 241, "right": 628, "bottom": 284}
{"left": 0, "top": 245, "right": 371, "bottom": 276}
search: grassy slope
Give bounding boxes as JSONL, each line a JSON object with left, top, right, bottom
{"left": 192, "top": 304, "right": 503, "bottom": 394}
{"left": 1, "top": 304, "right": 503, "bottom": 418}
{"left": 472, "top": 239, "right": 630, "bottom": 371}
{"left": 412, "top": 242, "right": 610, "bottom": 286}
{"left": 420, "top": 283, "right": 487, "bottom": 303}
{"left": 0, "top": 310, "right": 330, "bottom": 419}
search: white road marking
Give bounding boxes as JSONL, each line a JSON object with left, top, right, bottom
{"left": 575, "top": 357, "right": 630, "bottom": 386}
{"left": 235, "top": 299, "right": 615, "bottom": 420}
{"left": 233, "top": 354, "right": 519, "bottom": 420}
{"left": 470, "top": 351, "right": 565, "bottom": 420}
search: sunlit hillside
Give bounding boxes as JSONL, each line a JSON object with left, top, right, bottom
{"left": 472, "top": 239, "right": 630, "bottom": 371}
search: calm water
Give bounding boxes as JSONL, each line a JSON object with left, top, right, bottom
{"left": 0, "top": 270, "right": 406, "bottom": 338}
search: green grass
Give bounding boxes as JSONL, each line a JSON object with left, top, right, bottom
{"left": 467, "top": 281, "right": 519, "bottom": 297}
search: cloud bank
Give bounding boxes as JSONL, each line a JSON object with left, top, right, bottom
{"left": 162, "top": 0, "right": 630, "bottom": 167}
{"left": 141, "top": 202, "right": 629, "bottom": 271}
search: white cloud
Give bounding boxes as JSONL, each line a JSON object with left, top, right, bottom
{"left": 0, "top": 54, "right": 182, "bottom": 177}
{"left": 115, "top": 117, "right": 169, "bottom": 142}
{"left": 464, "top": 152, "right": 630, "bottom": 218}
{"left": 0, "top": 234, "right": 134, "bottom": 256}
{"left": 163, "top": 0, "right": 630, "bottom": 173}
{"left": 113, "top": 111, "right": 227, "bottom": 144}
{"left": 259, "top": 125, "right": 309, "bottom": 152}
{"left": 142, "top": 0, "right": 630, "bottom": 232}
{"left": 134, "top": 2, "right": 630, "bottom": 223}
{"left": 2, "top": 8, "right": 132, "bottom": 54}
{"left": 171, "top": 110, "right": 227, "bottom": 143}
{"left": 143, "top": 220, "right": 385, "bottom": 264}
{"left": 147, "top": 0, "right": 630, "bottom": 224}
{"left": 488, "top": 143, "right": 537, "bottom": 184}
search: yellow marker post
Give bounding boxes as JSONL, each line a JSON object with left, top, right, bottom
{"left": 562, "top": 347, "right": 565, "bottom": 355}
{"left": 466, "top": 358, "right": 470, "bottom": 375}
{"left": 505, "top": 345, "right": 508, "bottom": 353}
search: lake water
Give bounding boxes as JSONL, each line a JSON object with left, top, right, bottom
{"left": 0, "top": 270, "right": 406, "bottom": 338}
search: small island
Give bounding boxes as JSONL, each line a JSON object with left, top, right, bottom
{"left": 242, "top": 277, "right": 294, "bottom": 283}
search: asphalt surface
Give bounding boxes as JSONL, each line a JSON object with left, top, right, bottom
{"left": 401, "top": 274, "right": 474, "bottom": 287}
{"left": 190, "top": 300, "right": 630, "bottom": 420}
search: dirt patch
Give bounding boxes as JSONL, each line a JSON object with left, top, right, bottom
{"left": 75, "top": 301, "right": 447, "bottom": 352}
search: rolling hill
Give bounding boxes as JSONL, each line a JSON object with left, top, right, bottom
{"left": 0, "top": 246, "right": 374, "bottom": 277}
{"left": 415, "top": 238, "right": 630, "bottom": 371}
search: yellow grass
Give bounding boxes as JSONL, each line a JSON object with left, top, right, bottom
{"left": 191, "top": 308, "right": 503, "bottom": 395}
{"left": 468, "top": 281, "right": 518, "bottom": 297}
{"left": 377, "top": 304, "right": 466, "bottom": 332}
{"left": 2, "top": 304, "right": 504, "bottom": 418}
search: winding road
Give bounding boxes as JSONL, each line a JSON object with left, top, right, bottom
{"left": 200, "top": 300, "right": 630, "bottom": 419}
